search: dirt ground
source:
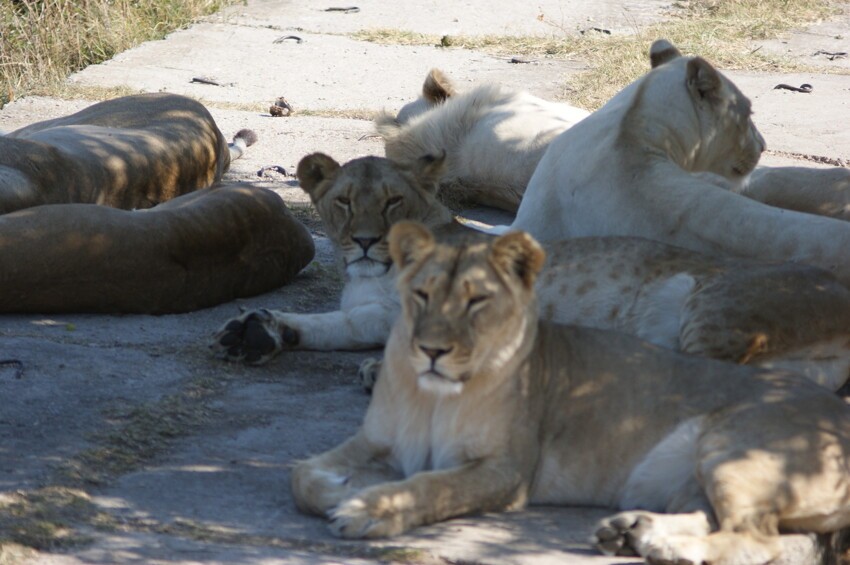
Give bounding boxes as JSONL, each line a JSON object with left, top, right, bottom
{"left": 2, "top": 1, "right": 849, "bottom": 564}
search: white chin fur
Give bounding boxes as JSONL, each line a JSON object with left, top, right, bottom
{"left": 417, "top": 374, "right": 463, "bottom": 396}
{"left": 346, "top": 259, "right": 389, "bottom": 278}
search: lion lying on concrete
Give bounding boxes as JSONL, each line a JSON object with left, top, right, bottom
{"left": 0, "top": 93, "right": 314, "bottom": 314}
{"left": 0, "top": 184, "right": 314, "bottom": 314}
{"left": 212, "top": 153, "right": 850, "bottom": 391}
{"left": 291, "top": 222, "right": 850, "bottom": 564}
{"left": 379, "top": 56, "right": 850, "bottom": 219}
{"left": 508, "top": 40, "right": 850, "bottom": 287}
{"left": 0, "top": 92, "right": 256, "bottom": 214}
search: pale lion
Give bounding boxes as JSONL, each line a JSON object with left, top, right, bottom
{"left": 376, "top": 70, "right": 589, "bottom": 211}
{"left": 211, "top": 154, "right": 850, "bottom": 391}
{"left": 0, "top": 92, "right": 256, "bottom": 214}
{"left": 380, "top": 55, "right": 850, "bottom": 219}
{"left": 510, "top": 40, "right": 850, "bottom": 287}
{"left": 291, "top": 222, "right": 850, "bottom": 564}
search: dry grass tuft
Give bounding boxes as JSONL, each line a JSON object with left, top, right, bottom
{"left": 0, "top": 0, "right": 241, "bottom": 108}
{"left": 353, "top": 0, "right": 842, "bottom": 109}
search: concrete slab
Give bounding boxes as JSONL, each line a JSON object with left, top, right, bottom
{"left": 67, "top": 23, "right": 585, "bottom": 111}
{"left": 224, "top": 0, "right": 671, "bottom": 37}
{"left": 756, "top": 9, "right": 850, "bottom": 71}
{"left": 2, "top": 0, "right": 849, "bottom": 564}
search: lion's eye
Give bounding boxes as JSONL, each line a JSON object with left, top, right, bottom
{"left": 335, "top": 196, "right": 351, "bottom": 208}
{"left": 413, "top": 289, "right": 428, "bottom": 304}
{"left": 384, "top": 195, "right": 403, "bottom": 210}
{"left": 467, "top": 295, "right": 489, "bottom": 312}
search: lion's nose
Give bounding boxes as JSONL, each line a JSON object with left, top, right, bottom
{"left": 352, "top": 236, "right": 380, "bottom": 251}
{"left": 419, "top": 345, "right": 453, "bottom": 361}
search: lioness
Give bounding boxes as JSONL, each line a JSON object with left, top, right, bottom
{"left": 0, "top": 92, "right": 256, "bottom": 214}
{"left": 380, "top": 54, "right": 850, "bottom": 219}
{"left": 291, "top": 222, "right": 850, "bottom": 563}
{"left": 376, "top": 69, "right": 589, "bottom": 211}
{"left": 0, "top": 184, "right": 315, "bottom": 314}
{"left": 211, "top": 154, "right": 850, "bottom": 391}
{"left": 510, "top": 40, "right": 850, "bottom": 286}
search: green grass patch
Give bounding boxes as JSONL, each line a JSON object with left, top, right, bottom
{"left": 0, "top": 0, "right": 244, "bottom": 108}
{"left": 352, "top": 0, "right": 844, "bottom": 109}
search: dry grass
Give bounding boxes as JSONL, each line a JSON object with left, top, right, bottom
{"left": 0, "top": 0, "right": 242, "bottom": 108}
{"left": 353, "top": 0, "right": 843, "bottom": 109}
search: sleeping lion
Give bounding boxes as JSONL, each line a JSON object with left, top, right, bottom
{"left": 379, "top": 43, "right": 850, "bottom": 220}
{"left": 0, "top": 92, "right": 255, "bottom": 213}
{"left": 291, "top": 221, "right": 850, "bottom": 564}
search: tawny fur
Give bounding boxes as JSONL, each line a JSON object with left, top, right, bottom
{"left": 0, "top": 93, "right": 255, "bottom": 213}
{"left": 210, "top": 154, "right": 850, "bottom": 391}
{"left": 291, "top": 223, "right": 850, "bottom": 565}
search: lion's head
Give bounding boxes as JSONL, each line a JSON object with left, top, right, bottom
{"left": 636, "top": 39, "right": 765, "bottom": 184}
{"left": 387, "top": 221, "right": 545, "bottom": 396}
{"left": 394, "top": 68, "right": 456, "bottom": 124}
{"left": 296, "top": 153, "right": 451, "bottom": 277}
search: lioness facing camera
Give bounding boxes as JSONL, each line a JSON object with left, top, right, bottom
{"left": 292, "top": 222, "right": 850, "bottom": 564}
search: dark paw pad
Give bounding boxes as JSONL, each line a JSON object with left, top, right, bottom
{"left": 243, "top": 315, "right": 278, "bottom": 356}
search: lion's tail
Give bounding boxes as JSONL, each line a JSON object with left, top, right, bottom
{"left": 817, "top": 528, "right": 850, "bottom": 564}
{"left": 228, "top": 128, "right": 258, "bottom": 161}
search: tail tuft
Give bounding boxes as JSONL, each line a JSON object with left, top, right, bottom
{"left": 228, "top": 129, "right": 258, "bottom": 161}
{"left": 233, "top": 128, "right": 258, "bottom": 147}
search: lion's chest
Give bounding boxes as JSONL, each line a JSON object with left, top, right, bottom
{"left": 391, "top": 397, "right": 500, "bottom": 478}
{"left": 340, "top": 272, "right": 398, "bottom": 311}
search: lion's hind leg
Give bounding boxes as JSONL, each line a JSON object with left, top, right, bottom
{"left": 693, "top": 392, "right": 850, "bottom": 563}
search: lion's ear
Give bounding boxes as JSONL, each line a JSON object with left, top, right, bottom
{"left": 649, "top": 39, "right": 682, "bottom": 68}
{"left": 389, "top": 221, "right": 435, "bottom": 269}
{"left": 686, "top": 57, "right": 723, "bottom": 102}
{"left": 412, "top": 151, "right": 447, "bottom": 193}
{"left": 296, "top": 153, "right": 340, "bottom": 201}
{"left": 423, "top": 69, "right": 455, "bottom": 104}
{"left": 374, "top": 111, "right": 401, "bottom": 139}
{"left": 490, "top": 231, "right": 546, "bottom": 290}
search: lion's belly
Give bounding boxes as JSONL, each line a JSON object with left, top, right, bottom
{"left": 530, "top": 417, "right": 703, "bottom": 511}
{"left": 531, "top": 448, "right": 624, "bottom": 507}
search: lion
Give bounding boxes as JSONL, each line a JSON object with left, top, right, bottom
{"left": 509, "top": 40, "right": 850, "bottom": 287}
{"left": 0, "top": 92, "right": 256, "bottom": 214}
{"left": 0, "top": 184, "right": 315, "bottom": 314}
{"left": 376, "top": 70, "right": 589, "bottom": 211}
{"left": 290, "top": 221, "right": 850, "bottom": 564}
{"left": 211, "top": 153, "right": 850, "bottom": 391}
{"left": 379, "top": 58, "right": 850, "bottom": 219}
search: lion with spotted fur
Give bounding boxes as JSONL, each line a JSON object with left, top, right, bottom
{"left": 211, "top": 152, "right": 850, "bottom": 391}
{"left": 291, "top": 222, "right": 850, "bottom": 564}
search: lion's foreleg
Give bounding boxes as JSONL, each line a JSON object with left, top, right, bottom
{"left": 282, "top": 303, "right": 396, "bottom": 350}
{"left": 211, "top": 302, "right": 395, "bottom": 361}
{"left": 291, "top": 431, "right": 395, "bottom": 517}
{"left": 328, "top": 458, "right": 526, "bottom": 538}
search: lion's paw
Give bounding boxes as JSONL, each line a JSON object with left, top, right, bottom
{"left": 210, "top": 309, "right": 298, "bottom": 364}
{"left": 594, "top": 511, "right": 654, "bottom": 557}
{"left": 328, "top": 494, "right": 408, "bottom": 539}
{"left": 595, "top": 512, "right": 710, "bottom": 564}
{"left": 358, "top": 357, "right": 382, "bottom": 394}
